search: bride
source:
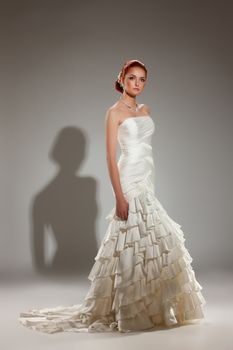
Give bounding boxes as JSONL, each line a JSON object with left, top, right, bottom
{"left": 18, "top": 59, "right": 206, "bottom": 333}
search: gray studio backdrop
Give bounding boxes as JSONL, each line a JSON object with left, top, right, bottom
{"left": 1, "top": 0, "right": 232, "bottom": 280}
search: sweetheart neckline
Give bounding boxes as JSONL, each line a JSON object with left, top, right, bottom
{"left": 119, "top": 115, "right": 151, "bottom": 128}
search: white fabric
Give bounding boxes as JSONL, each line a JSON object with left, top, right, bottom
{"left": 18, "top": 115, "right": 207, "bottom": 333}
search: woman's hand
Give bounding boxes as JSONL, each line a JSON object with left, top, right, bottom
{"left": 116, "top": 196, "right": 129, "bottom": 221}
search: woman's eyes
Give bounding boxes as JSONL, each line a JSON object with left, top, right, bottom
{"left": 129, "top": 77, "right": 146, "bottom": 82}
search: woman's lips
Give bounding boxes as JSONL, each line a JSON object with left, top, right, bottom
{"left": 133, "top": 88, "right": 140, "bottom": 90}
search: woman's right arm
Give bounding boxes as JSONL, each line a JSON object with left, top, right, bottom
{"left": 105, "top": 109, "right": 129, "bottom": 220}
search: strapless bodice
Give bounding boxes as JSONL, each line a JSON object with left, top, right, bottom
{"left": 117, "top": 116, "right": 155, "bottom": 198}
{"left": 117, "top": 115, "right": 155, "bottom": 151}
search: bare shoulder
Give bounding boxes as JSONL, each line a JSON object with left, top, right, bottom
{"left": 105, "top": 103, "right": 121, "bottom": 125}
{"left": 140, "top": 103, "right": 151, "bottom": 115}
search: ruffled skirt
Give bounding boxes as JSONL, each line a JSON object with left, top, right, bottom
{"left": 18, "top": 186, "right": 206, "bottom": 333}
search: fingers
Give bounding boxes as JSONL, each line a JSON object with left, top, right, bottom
{"left": 116, "top": 210, "right": 128, "bottom": 221}
{"left": 115, "top": 200, "right": 129, "bottom": 221}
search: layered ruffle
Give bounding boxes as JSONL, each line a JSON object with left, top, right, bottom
{"left": 19, "top": 189, "right": 206, "bottom": 334}
{"left": 85, "top": 189, "right": 206, "bottom": 331}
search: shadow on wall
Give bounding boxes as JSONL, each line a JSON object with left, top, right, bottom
{"left": 29, "top": 126, "right": 98, "bottom": 277}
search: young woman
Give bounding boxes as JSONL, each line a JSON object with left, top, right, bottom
{"left": 18, "top": 59, "right": 206, "bottom": 333}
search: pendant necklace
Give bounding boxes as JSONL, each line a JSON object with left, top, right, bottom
{"left": 120, "top": 98, "right": 139, "bottom": 113}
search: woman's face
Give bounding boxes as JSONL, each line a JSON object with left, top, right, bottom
{"left": 121, "top": 66, "right": 147, "bottom": 96}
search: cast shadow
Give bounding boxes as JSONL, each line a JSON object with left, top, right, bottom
{"left": 29, "top": 126, "right": 98, "bottom": 277}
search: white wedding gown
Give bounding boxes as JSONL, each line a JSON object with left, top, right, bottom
{"left": 18, "top": 115, "right": 206, "bottom": 333}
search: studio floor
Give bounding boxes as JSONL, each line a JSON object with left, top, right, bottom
{"left": 1, "top": 269, "right": 232, "bottom": 350}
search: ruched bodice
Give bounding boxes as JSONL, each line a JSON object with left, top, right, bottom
{"left": 117, "top": 116, "right": 155, "bottom": 198}
{"left": 118, "top": 115, "right": 154, "bottom": 148}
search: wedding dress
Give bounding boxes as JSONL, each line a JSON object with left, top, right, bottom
{"left": 18, "top": 115, "right": 206, "bottom": 333}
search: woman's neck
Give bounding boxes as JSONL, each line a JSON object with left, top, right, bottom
{"left": 120, "top": 93, "right": 137, "bottom": 107}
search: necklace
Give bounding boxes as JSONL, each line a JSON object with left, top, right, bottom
{"left": 120, "top": 98, "right": 139, "bottom": 112}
